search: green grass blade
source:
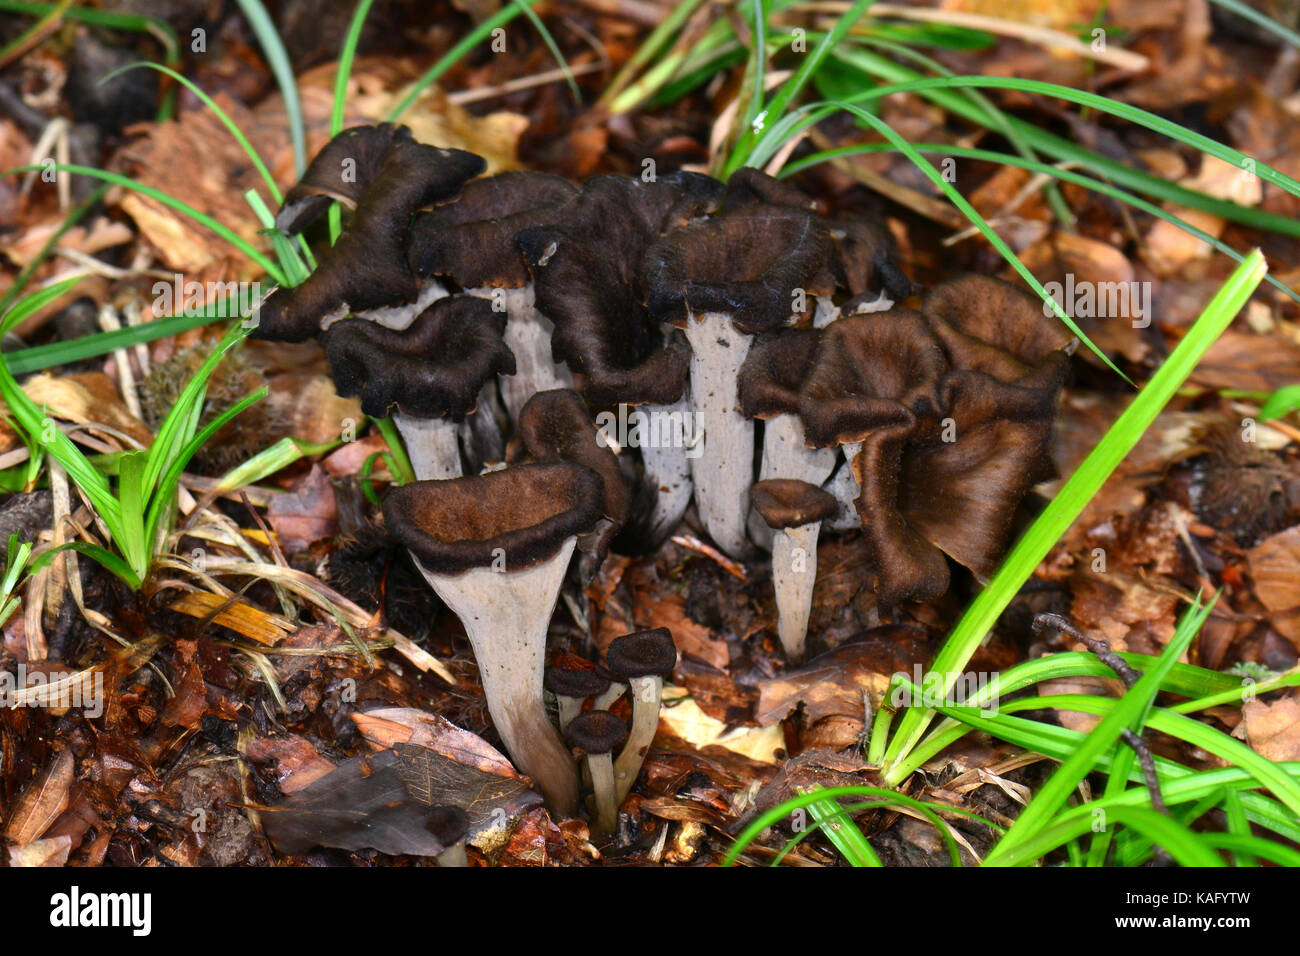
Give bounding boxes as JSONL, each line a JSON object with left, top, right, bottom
{"left": 881, "top": 251, "right": 1267, "bottom": 784}
{"left": 0, "top": 275, "right": 85, "bottom": 336}
{"left": 386, "top": 0, "right": 540, "bottom": 122}
{"left": 804, "top": 794, "right": 881, "bottom": 866}
{"left": 1209, "top": 0, "right": 1300, "bottom": 49}
{"left": 1, "top": 164, "right": 286, "bottom": 284}
{"left": 235, "top": 0, "right": 305, "bottom": 176}
{"left": 782, "top": 141, "right": 1299, "bottom": 305}
{"left": 27, "top": 540, "right": 141, "bottom": 591}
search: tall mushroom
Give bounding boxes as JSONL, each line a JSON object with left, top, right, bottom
{"left": 408, "top": 171, "right": 579, "bottom": 421}
{"left": 517, "top": 173, "right": 723, "bottom": 549}
{"left": 798, "top": 310, "right": 951, "bottom": 606}
{"left": 751, "top": 479, "right": 838, "bottom": 662}
{"left": 642, "top": 201, "right": 829, "bottom": 558}
{"left": 254, "top": 124, "right": 484, "bottom": 342}
{"left": 564, "top": 710, "right": 629, "bottom": 842}
{"left": 602, "top": 627, "right": 677, "bottom": 802}
{"left": 322, "top": 294, "right": 516, "bottom": 479}
{"left": 384, "top": 462, "right": 606, "bottom": 815}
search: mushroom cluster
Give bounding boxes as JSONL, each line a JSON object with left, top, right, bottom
{"left": 257, "top": 124, "right": 1073, "bottom": 833}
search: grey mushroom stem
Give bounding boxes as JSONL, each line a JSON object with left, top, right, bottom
{"left": 613, "top": 674, "right": 662, "bottom": 803}
{"left": 436, "top": 841, "right": 468, "bottom": 868}
{"left": 474, "top": 285, "right": 572, "bottom": 422}
{"left": 770, "top": 521, "right": 822, "bottom": 662}
{"left": 593, "top": 682, "right": 625, "bottom": 712}
{"left": 393, "top": 412, "right": 463, "bottom": 480}
{"left": 636, "top": 397, "right": 696, "bottom": 545}
{"left": 585, "top": 752, "right": 619, "bottom": 841}
{"left": 823, "top": 441, "right": 864, "bottom": 532}
{"left": 683, "top": 311, "right": 754, "bottom": 559}
{"left": 414, "top": 539, "right": 580, "bottom": 816}
{"left": 555, "top": 696, "right": 583, "bottom": 733}
{"left": 749, "top": 414, "right": 837, "bottom": 550}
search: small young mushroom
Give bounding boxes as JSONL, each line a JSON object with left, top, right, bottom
{"left": 383, "top": 461, "right": 606, "bottom": 815}
{"left": 564, "top": 710, "right": 629, "bottom": 842}
{"left": 425, "top": 805, "right": 470, "bottom": 867}
{"left": 602, "top": 627, "right": 677, "bottom": 802}
{"left": 738, "top": 327, "right": 836, "bottom": 549}
{"left": 408, "top": 171, "right": 579, "bottom": 421}
{"left": 517, "top": 173, "right": 722, "bottom": 548}
{"left": 322, "top": 295, "right": 516, "bottom": 479}
{"left": 750, "top": 479, "right": 838, "bottom": 662}
{"left": 544, "top": 666, "right": 611, "bottom": 732}
{"left": 255, "top": 126, "right": 484, "bottom": 342}
{"left": 642, "top": 197, "right": 829, "bottom": 558}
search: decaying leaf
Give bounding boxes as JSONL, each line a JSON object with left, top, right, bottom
{"left": 4, "top": 748, "right": 74, "bottom": 845}
{"left": 1241, "top": 694, "right": 1300, "bottom": 762}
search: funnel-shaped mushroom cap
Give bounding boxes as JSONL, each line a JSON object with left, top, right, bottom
{"left": 384, "top": 461, "right": 604, "bottom": 574}
{"left": 275, "top": 123, "right": 413, "bottom": 235}
{"left": 923, "top": 275, "right": 1074, "bottom": 392}
{"left": 751, "top": 478, "right": 838, "bottom": 530}
{"left": 514, "top": 174, "right": 721, "bottom": 406}
{"left": 545, "top": 666, "right": 611, "bottom": 699}
{"left": 827, "top": 219, "right": 918, "bottom": 303}
{"left": 253, "top": 136, "right": 485, "bottom": 342}
{"left": 424, "top": 805, "right": 470, "bottom": 847}
{"left": 642, "top": 204, "right": 830, "bottom": 334}
{"left": 798, "top": 311, "right": 949, "bottom": 447}
{"left": 564, "top": 710, "right": 629, "bottom": 755}
{"left": 407, "top": 171, "right": 578, "bottom": 288}
{"left": 604, "top": 628, "right": 677, "bottom": 679}
{"left": 518, "top": 389, "right": 630, "bottom": 546}
{"left": 738, "top": 327, "right": 823, "bottom": 420}
{"left": 322, "top": 294, "right": 515, "bottom": 421}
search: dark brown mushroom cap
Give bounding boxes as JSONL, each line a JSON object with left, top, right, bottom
{"left": 604, "top": 627, "right": 677, "bottom": 679}
{"left": 321, "top": 294, "right": 515, "bottom": 421}
{"left": 827, "top": 219, "right": 918, "bottom": 302}
{"left": 275, "top": 123, "right": 413, "bottom": 235}
{"left": 751, "top": 478, "right": 838, "bottom": 529}
{"left": 891, "top": 370, "right": 1056, "bottom": 582}
{"left": 738, "top": 327, "right": 823, "bottom": 420}
{"left": 798, "top": 310, "right": 949, "bottom": 447}
{"left": 253, "top": 138, "right": 485, "bottom": 343}
{"left": 544, "top": 666, "right": 611, "bottom": 699}
{"left": 564, "top": 710, "right": 629, "bottom": 755}
{"left": 424, "top": 805, "right": 470, "bottom": 847}
{"left": 407, "top": 171, "right": 578, "bottom": 288}
{"left": 515, "top": 174, "right": 719, "bottom": 406}
{"left": 642, "top": 204, "right": 831, "bottom": 334}
{"left": 517, "top": 389, "right": 630, "bottom": 544}
{"left": 384, "top": 461, "right": 604, "bottom": 574}
{"left": 723, "top": 167, "right": 819, "bottom": 213}
{"left": 922, "top": 275, "right": 1074, "bottom": 392}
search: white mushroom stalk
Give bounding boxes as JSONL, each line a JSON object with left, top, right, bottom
{"left": 770, "top": 523, "right": 820, "bottom": 661}
{"left": 472, "top": 285, "right": 572, "bottom": 422}
{"left": 414, "top": 539, "right": 580, "bottom": 816}
{"left": 613, "top": 674, "right": 662, "bottom": 803}
{"left": 635, "top": 396, "right": 697, "bottom": 545}
{"left": 749, "top": 414, "right": 837, "bottom": 550}
{"left": 823, "top": 441, "right": 864, "bottom": 532}
{"left": 682, "top": 310, "right": 754, "bottom": 559}
{"left": 585, "top": 750, "right": 620, "bottom": 841}
{"left": 392, "top": 412, "right": 462, "bottom": 480}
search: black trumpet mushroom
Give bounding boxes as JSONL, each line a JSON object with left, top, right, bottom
{"left": 322, "top": 294, "right": 515, "bottom": 479}
{"left": 254, "top": 124, "right": 484, "bottom": 342}
{"left": 408, "top": 171, "right": 579, "bottom": 421}
{"left": 565, "top": 709, "right": 629, "bottom": 842}
{"left": 642, "top": 182, "right": 830, "bottom": 559}
{"left": 383, "top": 462, "right": 606, "bottom": 815}
{"left": 601, "top": 627, "right": 677, "bottom": 802}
